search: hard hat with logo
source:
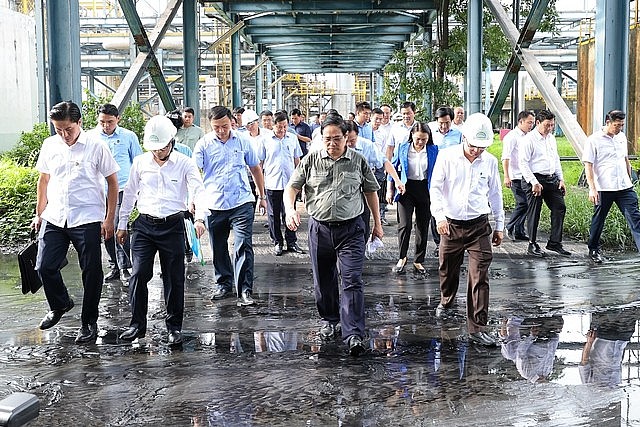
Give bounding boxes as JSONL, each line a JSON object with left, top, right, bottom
{"left": 143, "top": 115, "right": 178, "bottom": 151}
{"left": 242, "top": 109, "right": 260, "bottom": 124}
{"left": 461, "top": 113, "right": 494, "bottom": 147}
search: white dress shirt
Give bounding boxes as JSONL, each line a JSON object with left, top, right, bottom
{"left": 35, "top": 131, "right": 119, "bottom": 228}
{"left": 579, "top": 337, "right": 628, "bottom": 387}
{"left": 582, "top": 129, "right": 632, "bottom": 191}
{"left": 406, "top": 144, "right": 429, "bottom": 180}
{"left": 519, "top": 129, "right": 563, "bottom": 185}
{"left": 501, "top": 127, "right": 527, "bottom": 180}
{"left": 118, "top": 151, "right": 205, "bottom": 230}
{"left": 258, "top": 130, "right": 302, "bottom": 190}
{"left": 430, "top": 144, "right": 504, "bottom": 230}
{"left": 386, "top": 121, "right": 414, "bottom": 149}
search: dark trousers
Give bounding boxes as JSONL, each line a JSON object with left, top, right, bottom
{"left": 104, "top": 191, "right": 132, "bottom": 270}
{"left": 396, "top": 179, "right": 430, "bottom": 263}
{"left": 267, "top": 189, "right": 296, "bottom": 246}
{"left": 208, "top": 202, "right": 255, "bottom": 296}
{"left": 505, "top": 179, "right": 528, "bottom": 235}
{"left": 588, "top": 187, "right": 640, "bottom": 252}
{"left": 438, "top": 216, "right": 493, "bottom": 334}
{"left": 360, "top": 198, "right": 371, "bottom": 242}
{"left": 523, "top": 175, "right": 566, "bottom": 244}
{"left": 430, "top": 217, "right": 441, "bottom": 247}
{"left": 36, "top": 220, "right": 103, "bottom": 325}
{"left": 375, "top": 171, "right": 387, "bottom": 217}
{"left": 308, "top": 216, "right": 366, "bottom": 341}
{"left": 128, "top": 214, "right": 185, "bottom": 331}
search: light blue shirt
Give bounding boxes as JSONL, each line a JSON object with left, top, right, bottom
{"left": 433, "top": 128, "right": 463, "bottom": 150}
{"left": 193, "top": 130, "right": 260, "bottom": 211}
{"left": 351, "top": 136, "right": 384, "bottom": 170}
{"left": 91, "top": 126, "right": 142, "bottom": 189}
{"left": 258, "top": 132, "right": 302, "bottom": 190}
{"left": 356, "top": 120, "right": 375, "bottom": 142}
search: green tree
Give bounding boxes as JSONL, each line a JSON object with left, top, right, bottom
{"left": 381, "top": 0, "right": 558, "bottom": 117}
{"left": 82, "top": 90, "right": 146, "bottom": 141}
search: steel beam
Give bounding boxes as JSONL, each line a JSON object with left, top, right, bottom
{"left": 183, "top": 0, "right": 199, "bottom": 122}
{"left": 111, "top": 0, "right": 181, "bottom": 113}
{"left": 467, "top": 0, "right": 482, "bottom": 114}
{"left": 46, "top": 0, "right": 82, "bottom": 108}
{"left": 231, "top": 14, "right": 242, "bottom": 108}
{"left": 217, "top": 1, "right": 436, "bottom": 13}
{"left": 485, "top": 0, "right": 587, "bottom": 157}
{"left": 245, "top": 13, "right": 418, "bottom": 26}
{"left": 487, "top": 0, "right": 550, "bottom": 122}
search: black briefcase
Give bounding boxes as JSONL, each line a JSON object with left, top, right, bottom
{"left": 17, "top": 233, "right": 41, "bottom": 295}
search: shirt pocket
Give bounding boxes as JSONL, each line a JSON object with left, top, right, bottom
{"left": 309, "top": 170, "right": 329, "bottom": 187}
{"left": 339, "top": 171, "right": 361, "bottom": 198}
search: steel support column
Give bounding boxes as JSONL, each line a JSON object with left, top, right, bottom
{"left": 46, "top": 0, "right": 82, "bottom": 108}
{"left": 594, "top": 0, "right": 629, "bottom": 130}
{"left": 231, "top": 14, "right": 242, "bottom": 108}
{"left": 256, "top": 53, "right": 264, "bottom": 112}
{"left": 112, "top": 0, "right": 181, "bottom": 114}
{"left": 486, "top": 0, "right": 549, "bottom": 123}
{"left": 485, "top": 0, "right": 587, "bottom": 156}
{"left": 467, "top": 0, "right": 482, "bottom": 114}
{"left": 266, "top": 60, "right": 273, "bottom": 110}
{"left": 276, "top": 71, "right": 283, "bottom": 109}
{"left": 35, "top": 0, "right": 47, "bottom": 121}
{"left": 183, "top": 0, "right": 200, "bottom": 122}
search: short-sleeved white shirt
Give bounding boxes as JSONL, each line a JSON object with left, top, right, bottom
{"left": 582, "top": 129, "right": 632, "bottom": 191}
{"left": 501, "top": 127, "right": 527, "bottom": 180}
{"left": 36, "top": 131, "right": 120, "bottom": 228}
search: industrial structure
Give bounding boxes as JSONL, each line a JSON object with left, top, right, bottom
{"left": 0, "top": 0, "right": 638, "bottom": 154}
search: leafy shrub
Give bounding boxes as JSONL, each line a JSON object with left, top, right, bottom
{"left": 0, "top": 159, "right": 38, "bottom": 243}
{"left": 1, "top": 122, "right": 49, "bottom": 168}
{"left": 82, "top": 91, "right": 145, "bottom": 141}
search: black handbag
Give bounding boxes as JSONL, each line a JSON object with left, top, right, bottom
{"left": 17, "top": 230, "right": 69, "bottom": 295}
{"left": 17, "top": 231, "right": 41, "bottom": 295}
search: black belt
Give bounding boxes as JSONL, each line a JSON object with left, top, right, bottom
{"left": 317, "top": 217, "right": 357, "bottom": 227}
{"left": 447, "top": 214, "right": 488, "bottom": 227}
{"left": 140, "top": 212, "right": 184, "bottom": 224}
{"left": 534, "top": 173, "right": 558, "bottom": 181}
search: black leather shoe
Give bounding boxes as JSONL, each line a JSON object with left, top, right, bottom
{"left": 527, "top": 242, "right": 545, "bottom": 257}
{"left": 119, "top": 326, "right": 146, "bottom": 341}
{"left": 104, "top": 268, "right": 120, "bottom": 281}
{"left": 211, "top": 287, "right": 232, "bottom": 300}
{"left": 286, "top": 243, "right": 306, "bottom": 254}
{"left": 514, "top": 233, "right": 530, "bottom": 241}
{"left": 589, "top": 249, "right": 604, "bottom": 264}
{"left": 506, "top": 227, "right": 515, "bottom": 240}
{"left": 238, "top": 290, "right": 255, "bottom": 306}
{"left": 546, "top": 243, "right": 571, "bottom": 256}
{"left": 75, "top": 323, "right": 98, "bottom": 344}
{"left": 168, "top": 330, "right": 183, "bottom": 345}
{"left": 121, "top": 269, "right": 131, "bottom": 280}
{"left": 347, "top": 335, "right": 366, "bottom": 357}
{"left": 433, "top": 246, "right": 439, "bottom": 258}
{"left": 274, "top": 243, "right": 284, "bottom": 256}
{"left": 39, "top": 299, "right": 74, "bottom": 330}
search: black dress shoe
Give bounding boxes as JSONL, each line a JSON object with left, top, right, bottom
{"left": 168, "top": 330, "right": 183, "bottom": 345}
{"left": 546, "top": 243, "right": 571, "bottom": 256}
{"left": 286, "top": 243, "right": 306, "bottom": 254}
{"left": 211, "top": 287, "right": 232, "bottom": 300}
{"left": 274, "top": 243, "right": 284, "bottom": 256}
{"left": 514, "top": 233, "right": 530, "bottom": 241}
{"left": 238, "top": 290, "right": 255, "bottom": 306}
{"left": 39, "top": 299, "right": 74, "bottom": 330}
{"left": 506, "top": 227, "right": 515, "bottom": 240}
{"left": 589, "top": 249, "right": 604, "bottom": 264}
{"left": 119, "top": 326, "right": 146, "bottom": 341}
{"left": 104, "top": 268, "right": 120, "bottom": 281}
{"left": 347, "top": 335, "right": 366, "bottom": 357}
{"left": 75, "top": 323, "right": 98, "bottom": 344}
{"left": 527, "top": 242, "right": 545, "bottom": 257}
{"left": 121, "top": 269, "right": 131, "bottom": 280}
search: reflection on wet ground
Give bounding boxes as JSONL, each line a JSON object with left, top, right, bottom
{"left": 0, "top": 246, "right": 639, "bottom": 426}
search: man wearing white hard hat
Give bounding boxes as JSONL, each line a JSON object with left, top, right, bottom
{"left": 116, "top": 115, "right": 206, "bottom": 345}
{"left": 430, "top": 112, "right": 505, "bottom": 347}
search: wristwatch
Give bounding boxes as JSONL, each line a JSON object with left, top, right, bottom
{"left": 259, "top": 195, "right": 267, "bottom": 200}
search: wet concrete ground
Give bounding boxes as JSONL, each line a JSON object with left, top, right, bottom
{"left": 0, "top": 209, "right": 639, "bottom": 426}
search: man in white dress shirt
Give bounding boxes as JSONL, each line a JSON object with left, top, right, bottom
{"left": 519, "top": 109, "right": 569, "bottom": 257}
{"left": 501, "top": 110, "right": 535, "bottom": 241}
{"left": 33, "top": 101, "right": 120, "bottom": 344}
{"left": 430, "top": 113, "right": 504, "bottom": 347}
{"left": 385, "top": 101, "right": 417, "bottom": 161}
{"left": 583, "top": 110, "right": 640, "bottom": 263}
{"left": 116, "top": 116, "right": 206, "bottom": 345}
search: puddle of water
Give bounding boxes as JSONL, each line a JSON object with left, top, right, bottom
{"left": 0, "top": 252, "right": 639, "bottom": 426}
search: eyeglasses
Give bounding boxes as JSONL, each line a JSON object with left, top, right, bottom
{"left": 322, "top": 136, "right": 344, "bottom": 143}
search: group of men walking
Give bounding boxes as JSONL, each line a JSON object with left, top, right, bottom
{"left": 30, "top": 99, "right": 640, "bottom": 356}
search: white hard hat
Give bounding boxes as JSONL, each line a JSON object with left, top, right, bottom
{"left": 143, "top": 115, "right": 177, "bottom": 151}
{"left": 461, "top": 113, "right": 494, "bottom": 147}
{"left": 242, "top": 109, "right": 259, "bottom": 124}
